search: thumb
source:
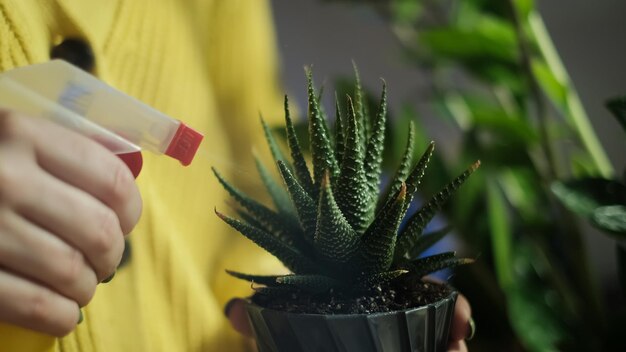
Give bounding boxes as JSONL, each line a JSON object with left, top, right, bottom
{"left": 225, "top": 298, "right": 253, "bottom": 337}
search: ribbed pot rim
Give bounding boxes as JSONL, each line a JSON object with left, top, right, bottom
{"left": 246, "top": 287, "right": 457, "bottom": 318}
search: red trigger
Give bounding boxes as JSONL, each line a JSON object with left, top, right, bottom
{"left": 117, "top": 151, "right": 143, "bottom": 178}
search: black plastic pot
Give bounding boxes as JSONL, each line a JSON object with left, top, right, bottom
{"left": 245, "top": 290, "right": 458, "bottom": 352}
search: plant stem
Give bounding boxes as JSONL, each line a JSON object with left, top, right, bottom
{"left": 528, "top": 13, "right": 614, "bottom": 178}
{"left": 508, "top": 0, "right": 606, "bottom": 334}
{"left": 507, "top": 0, "right": 558, "bottom": 181}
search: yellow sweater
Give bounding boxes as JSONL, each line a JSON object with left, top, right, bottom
{"left": 0, "top": 0, "right": 285, "bottom": 351}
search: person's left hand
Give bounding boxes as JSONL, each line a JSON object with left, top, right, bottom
{"left": 226, "top": 293, "right": 473, "bottom": 351}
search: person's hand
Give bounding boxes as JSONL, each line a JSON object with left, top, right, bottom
{"left": 0, "top": 111, "right": 142, "bottom": 336}
{"left": 448, "top": 294, "right": 474, "bottom": 352}
{"left": 226, "top": 293, "right": 474, "bottom": 351}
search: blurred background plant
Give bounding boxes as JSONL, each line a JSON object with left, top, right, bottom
{"left": 272, "top": 0, "right": 626, "bottom": 350}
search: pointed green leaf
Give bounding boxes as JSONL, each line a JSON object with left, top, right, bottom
{"left": 306, "top": 67, "right": 339, "bottom": 184}
{"left": 360, "top": 183, "right": 407, "bottom": 272}
{"left": 260, "top": 116, "right": 288, "bottom": 166}
{"left": 395, "top": 161, "right": 480, "bottom": 260}
{"left": 334, "top": 93, "right": 346, "bottom": 167}
{"left": 364, "top": 81, "right": 387, "bottom": 199}
{"left": 215, "top": 209, "right": 316, "bottom": 274}
{"left": 226, "top": 270, "right": 283, "bottom": 287}
{"left": 284, "top": 95, "right": 315, "bottom": 196}
{"left": 357, "top": 269, "right": 408, "bottom": 288}
{"left": 315, "top": 171, "right": 360, "bottom": 264}
{"left": 213, "top": 167, "right": 289, "bottom": 235}
{"left": 406, "top": 226, "right": 452, "bottom": 260}
{"left": 405, "top": 141, "right": 436, "bottom": 198}
{"left": 277, "top": 160, "right": 317, "bottom": 242}
{"left": 277, "top": 274, "right": 343, "bottom": 292}
{"left": 402, "top": 252, "right": 474, "bottom": 278}
{"left": 378, "top": 121, "right": 415, "bottom": 211}
{"left": 352, "top": 62, "right": 370, "bottom": 140}
{"left": 336, "top": 96, "right": 372, "bottom": 233}
{"left": 254, "top": 152, "right": 293, "bottom": 215}
{"left": 254, "top": 286, "right": 300, "bottom": 296}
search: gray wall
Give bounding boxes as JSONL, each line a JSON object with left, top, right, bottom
{"left": 270, "top": 0, "right": 626, "bottom": 284}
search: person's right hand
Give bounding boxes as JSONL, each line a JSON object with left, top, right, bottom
{"left": 0, "top": 110, "right": 142, "bottom": 337}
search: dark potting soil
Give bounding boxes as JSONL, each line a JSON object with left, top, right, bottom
{"left": 250, "top": 275, "right": 452, "bottom": 315}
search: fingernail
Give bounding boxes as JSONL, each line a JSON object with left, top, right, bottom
{"left": 77, "top": 309, "right": 84, "bottom": 324}
{"left": 466, "top": 317, "right": 476, "bottom": 341}
{"left": 102, "top": 272, "right": 116, "bottom": 283}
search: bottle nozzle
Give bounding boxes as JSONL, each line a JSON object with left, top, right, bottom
{"left": 164, "top": 122, "right": 204, "bottom": 166}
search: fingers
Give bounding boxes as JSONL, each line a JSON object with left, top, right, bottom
{"left": 0, "top": 269, "right": 80, "bottom": 337}
{"left": 225, "top": 298, "right": 253, "bottom": 337}
{"left": 0, "top": 210, "right": 98, "bottom": 306}
{"left": 12, "top": 168, "right": 124, "bottom": 282}
{"left": 450, "top": 293, "right": 472, "bottom": 342}
{"left": 448, "top": 340, "right": 468, "bottom": 352}
{"left": 0, "top": 111, "right": 142, "bottom": 234}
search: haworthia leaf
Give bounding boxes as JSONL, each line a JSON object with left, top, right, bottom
{"left": 277, "top": 274, "right": 344, "bottom": 292}
{"left": 405, "top": 141, "right": 436, "bottom": 199}
{"left": 336, "top": 96, "right": 372, "bottom": 233}
{"left": 395, "top": 161, "right": 480, "bottom": 260}
{"left": 378, "top": 122, "right": 415, "bottom": 212}
{"left": 406, "top": 226, "right": 452, "bottom": 260}
{"left": 254, "top": 153, "right": 293, "bottom": 216}
{"left": 260, "top": 116, "right": 288, "bottom": 167}
{"left": 352, "top": 61, "right": 370, "bottom": 140}
{"left": 357, "top": 270, "right": 408, "bottom": 289}
{"left": 216, "top": 210, "right": 316, "bottom": 274}
{"left": 284, "top": 95, "right": 315, "bottom": 197}
{"left": 236, "top": 206, "right": 308, "bottom": 253}
{"left": 364, "top": 81, "right": 387, "bottom": 200}
{"left": 254, "top": 286, "right": 300, "bottom": 296}
{"left": 360, "top": 183, "right": 407, "bottom": 272}
{"left": 315, "top": 171, "right": 359, "bottom": 265}
{"left": 213, "top": 167, "right": 290, "bottom": 236}
{"left": 306, "top": 67, "right": 339, "bottom": 184}
{"left": 334, "top": 93, "right": 346, "bottom": 167}
{"left": 402, "top": 252, "right": 474, "bottom": 278}
{"left": 225, "top": 270, "right": 283, "bottom": 286}
{"left": 277, "top": 160, "right": 317, "bottom": 243}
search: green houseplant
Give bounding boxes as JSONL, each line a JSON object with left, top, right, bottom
{"left": 213, "top": 69, "right": 479, "bottom": 352}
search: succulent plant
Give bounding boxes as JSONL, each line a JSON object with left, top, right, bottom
{"left": 213, "top": 67, "right": 479, "bottom": 296}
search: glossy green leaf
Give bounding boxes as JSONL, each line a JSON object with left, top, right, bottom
{"left": 419, "top": 16, "right": 518, "bottom": 64}
{"left": 390, "top": 0, "right": 423, "bottom": 24}
{"left": 487, "top": 180, "right": 514, "bottom": 289}
{"left": 551, "top": 178, "right": 626, "bottom": 217}
{"left": 532, "top": 59, "right": 567, "bottom": 112}
{"left": 592, "top": 205, "right": 626, "bottom": 236}
{"left": 606, "top": 96, "right": 626, "bottom": 133}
